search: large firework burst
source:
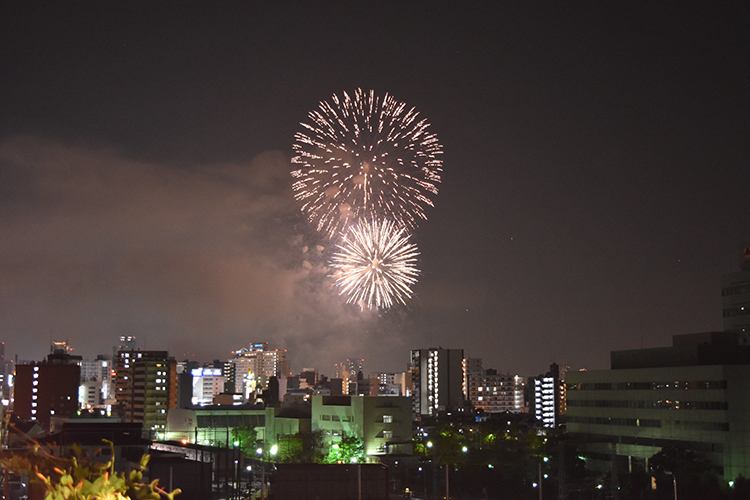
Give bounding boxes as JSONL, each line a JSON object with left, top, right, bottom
{"left": 330, "top": 219, "right": 420, "bottom": 310}
{"left": 291, "top": 89, "right": 443, "bottom": 237}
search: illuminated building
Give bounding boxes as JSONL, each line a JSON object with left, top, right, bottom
{"left": 410, "top": 348, "right": 464, "bottom": 418}
{"left": 567, "top": 332, "right": 750, "bottom": 482}
{"left": 79, "top": 355, "right": 113, "bottom": 405}
{"left": 228, "top": 343, "right": 291, "bottom": 398}
{"left": 722, "top": 243, "right": 750, "bottom": 334}
{"left": 529, "top": 363, "right": 565, "bottom": 429}
{"left": 334, "top": 358, "right": 364, "bottom": 395}
{"left": 312, "top": 395, "right": 412, "bottom": 459}
{"left": 14, "top": 343, "right": 81, "bottom": 429}
{"left": 466, "top": 359, "right": 525, "bottom": 413}
{"left": 191, "top": 367, "right": 225, "bottom": 406}
{"left": 115, "top": 350, "right": 177, "bottom": 438}
{"left": 116, "top": 335, "right": 137, "bottom": 351}
{"left": 369, "top": 372, "right": 407, "bottom": 396}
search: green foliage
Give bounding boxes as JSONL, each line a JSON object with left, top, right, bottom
{"left": 0, "top": 440, "right": 180, "bottom": 500}
{"left": 321, "top": 433, "right": 364, "bottom": 464}
{"left": 231, "top": 425, "right": 258, "bottom": 456}
{"left": 431, "top": 425, "right": 469, "bottom": 466}
{"left": 276, "top": 431, "right": 323, "bottom": 463}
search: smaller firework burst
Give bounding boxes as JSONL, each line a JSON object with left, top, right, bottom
{"left": 331, "top": 219, "right": 420, "bottom": 310}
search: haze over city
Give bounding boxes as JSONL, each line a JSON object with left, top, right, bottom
{"left": 1, "top": 3, "right": 748, "bottom": 377}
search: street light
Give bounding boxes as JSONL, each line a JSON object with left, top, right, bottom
{"left": 256, "top": 444, "right": 278, "bottom": 500}
{"left": 256, "top": 447, "right": 266, "bottom": 500}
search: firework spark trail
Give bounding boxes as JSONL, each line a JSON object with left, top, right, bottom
{"left": 330, "top": 219, "right": 420, "bottom": 310}
{"left": 291, "top": 89, "right": 443, "bottom": 238}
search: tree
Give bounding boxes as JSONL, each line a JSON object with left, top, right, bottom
{"left": 231, "top": 424, "right": 258, "bottom": 457}
{"left": 276, "top": 431, "right": 323, "bottom": 463}
{"left": 321, "top": 433, "right": 364, "bottom": 464}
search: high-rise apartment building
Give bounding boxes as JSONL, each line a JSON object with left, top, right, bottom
{"left": 334, "top": 358, "right": 364, "bottom": 395}
{"left": 115, "top": 350, "right": 177, "bottom": 438}
{"left": 529, "top": 363, "right": 566, "bottom": 429}
{"left": 465, "top": 359, "right": 525, "bottom": 413}
{"left": 410, "top": 348, "right": 464, "bottom": 418}
{"left": 228, "top": 343, "right": 290, "bottom": 398}
{"left": 14, "top": 343, "right": 81, "bottom": 429}
{"left": 722, "top": 243, "right": 750, "bottom": 334}
{"left": 113, "top": 336, "right": 136, "bottom": 358}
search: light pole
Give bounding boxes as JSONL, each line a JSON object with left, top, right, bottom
{"left": 426, "top": 441, "right": 437, "bottom": 499}
{"left": 256, "top": 445, "right": 277, "bottom": 500}
{"left": 664, "top": 471, "right": 677, "bottom": 500}
{"left": 536, "top": 456, "right": 548, "bottom": 500}
{"left": 256, "top": 447, "right": 264, "bottom": 500}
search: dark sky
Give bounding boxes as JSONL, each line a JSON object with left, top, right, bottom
{"left": 1, "top": 3, "right": 748, "bottom": 377}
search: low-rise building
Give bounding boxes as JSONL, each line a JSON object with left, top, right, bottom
{"left": 312, "top": 395, "right": 412, "bottom": 461}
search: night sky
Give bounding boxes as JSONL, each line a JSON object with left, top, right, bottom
{"left": 1, "top": 3, "right": 748, "bottom": 377}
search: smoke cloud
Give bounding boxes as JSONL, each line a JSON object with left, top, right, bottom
{"left": 0, "top": 136, "right": 407, "bottom": 374}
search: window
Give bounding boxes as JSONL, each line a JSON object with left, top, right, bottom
{"left": 383, "top": 431, "right": 393, "bottom": 439}
{"left": 383, "top": 415, "right": 393, "bottom": 423}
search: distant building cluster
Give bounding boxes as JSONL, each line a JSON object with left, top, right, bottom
{"left": 2, "top": 242, "right": 750, "bottom": 492}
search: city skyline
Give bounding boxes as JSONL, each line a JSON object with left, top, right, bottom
{"left": 1, "top": 4, "right": 748, "bottom": 377}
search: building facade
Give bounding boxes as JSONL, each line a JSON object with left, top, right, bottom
{"left": 466, "top": 361, "right": 525, "bottom": 414}
{"left": 191, "top": 367, "right": 225, "bottom": 406}
{"left": 410, "top": 348, "right": 464, "bottom": 418}
{"left": 567, "top": 332, "right": 750, "bottom": 481}
{"left": 529, "top": 363, "right": 566, "bottom": 429}
{"left": 722, "top": 243, "right": 750, "bottom": 334}
{"left": 369, "top": 372, "right": 407, "bottom": 396}
{"left": 14, "top": 345, "right": 81, "bottom": 429}
{"left": 115, "top": 350, "right": 177, "bottom": 437}
{"left": 334, "top": 359, "right": 365, "bottom": 395}
{"left": 79, "top": 355, "right": 113, "bottom": 405}
{"left": 228, "top": 343, "right": 291, "bottom": 398}
{"left": 311, "top": 395, "right": 412, "bottom": 460}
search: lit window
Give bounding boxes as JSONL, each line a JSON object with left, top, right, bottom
{"left": 383, "top": 415, "right": 393, "bottom": 423}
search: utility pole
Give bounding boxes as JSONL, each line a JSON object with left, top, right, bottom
{"left": 558, "top": 441, "right": 565, "bottom": 500}
{"left": 538, "top": 462, "right": 543, "bottom": 500}
{"left": 445, "top": 464, "right": 449, "bottom": 500}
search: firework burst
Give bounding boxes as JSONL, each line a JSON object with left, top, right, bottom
{"left": 291, "top": 89, "right": 443, "bottom": 237}
{"left": 330, "top": 219, "right": 420, "bottom": 310}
